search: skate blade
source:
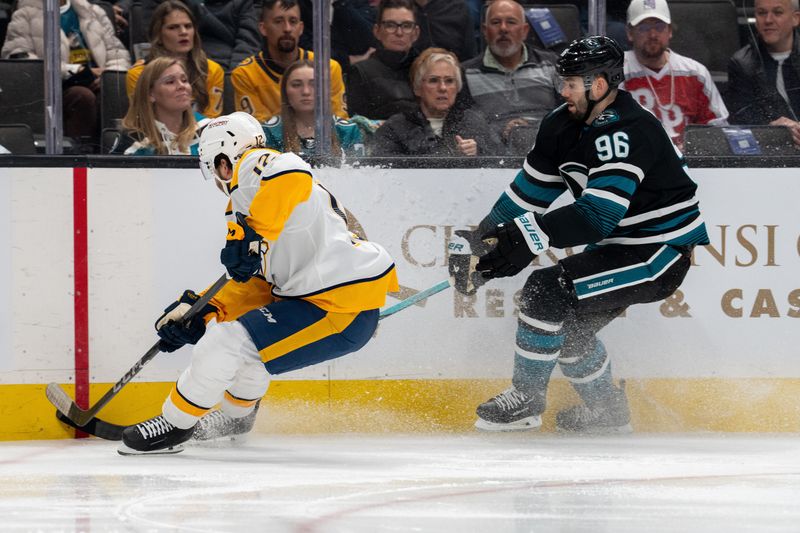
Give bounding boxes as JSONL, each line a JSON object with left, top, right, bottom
{"left": 117, "top": 442, "right": 185, "bottom": 456}
{"left": 474, "top": 415, "right": 542, "bottom": 432}
{"left": 555, "top": 422, "right": 634, "bottom": 435}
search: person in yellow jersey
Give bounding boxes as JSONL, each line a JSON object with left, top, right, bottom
{"left": 126, "top": 0, "right": 224, "bottom": 118}
{"left": 118, "top": 112, "right": 399, "bottom": 455}
{"left": 231, "top": 0, "right": 347, "bottom": 122}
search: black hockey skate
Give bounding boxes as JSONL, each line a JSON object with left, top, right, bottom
{"left": 556, "top": 385, "right": 632, "bottom": 434}
{"left": 118, "top": 415, "right": 196, "bottom": 455}
{"left": 193, "top": 400, "right": 260, "bottom": 441}
{"left": 475, "top": 386, "right": 542, "bottom": 431}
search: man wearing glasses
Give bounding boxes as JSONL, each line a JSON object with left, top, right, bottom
{"left": 620, "top": 0, "right": 728, "bottom": 150}
{"left": 347, "top": 0, "right": 421, "bottom": 120}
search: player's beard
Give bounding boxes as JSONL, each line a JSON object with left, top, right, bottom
{"left": 277, "top": 37, "right": 297, "bottom": 54}
{"left": 566, "top": 95, "right": 588, "bottom": 121}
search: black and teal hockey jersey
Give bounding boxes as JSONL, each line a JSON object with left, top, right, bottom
{"left": 486, "top": 90, "right": 710, "bottom": 248}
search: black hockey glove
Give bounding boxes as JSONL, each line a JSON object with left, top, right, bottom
{"left": 155, "top": 290, "right": 219, "bottom": 353}
{"left": 476, "top": 213, "right": 550, "bottom": 279}
{"left": 220, "top": 212, "right": 264, "bottom": 283}
{"left": 448, "top": 229, "right": 494, "bottom": 295}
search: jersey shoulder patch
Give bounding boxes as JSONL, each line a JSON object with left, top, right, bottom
{"left": 265, "top": 115, "right": 282, "bottom": 127}
{"left": 591, "top": 109, "right": 620, "bottom": 127}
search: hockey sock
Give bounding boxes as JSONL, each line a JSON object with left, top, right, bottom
{"left": 510, "top": 315, "right": 564, "bottom": 412}
{"left": 559, "top": 338, "right": 617, "bottom": 404}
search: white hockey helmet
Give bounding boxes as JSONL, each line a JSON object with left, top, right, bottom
{"left": 198, "top": 112, "right": 266, "bottom": 190}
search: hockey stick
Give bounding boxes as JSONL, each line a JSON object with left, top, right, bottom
{"left": 55, "top": 410, "right": 125, "bottom": 440}
{"left": 57, "top": 278, "right": 452, "bottom": 440}
{"left": 378, "top": 279, "right": 451, "bottom": 319}
{"left": 47, "top": 274, "right": 230, "bottom": 429}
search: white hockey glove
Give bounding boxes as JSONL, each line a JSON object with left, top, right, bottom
{"left": 448, "top": 229, "right": 493, "bottom": 295}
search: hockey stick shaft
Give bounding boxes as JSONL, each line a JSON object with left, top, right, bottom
{"left": 58, "top": 278, "right": 451, "bottom": 439}
{"left": 47, "top": 274, "right": 230, "bottom": 427}
{"left": 378, "top": 279, "right": 451, "bottom": 320}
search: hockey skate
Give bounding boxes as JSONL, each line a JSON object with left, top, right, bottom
{"left": 193, "top": 400, "right": 260, "bottom": 441}
{"left": 475, "top": 386, "right": 542, "bottom": 431}
{"left": 556, "top": 385, "right": 632, "bottom": 434}
{"left": 117, "top": 415, "right": 196, "bottom": 455}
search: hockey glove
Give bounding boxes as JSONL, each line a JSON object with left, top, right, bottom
{"left": 155, "top": 290, "right": 219, "bottom": 353}
{"left": 220, "top": 212, "right": 264, "bottom": 283}
{"left": 448, "top": 229, "right": 492, "bottom": 295}
{"left": 476, "top": 212, "right": 550, "bottom": 279}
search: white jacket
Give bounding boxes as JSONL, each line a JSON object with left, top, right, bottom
{"left": 1, "top": 0, "right": 131, "bottom": 77}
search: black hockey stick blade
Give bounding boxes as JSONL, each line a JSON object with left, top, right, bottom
{"left": 46, "top": 341, "right": 161, "bottom": 427}
{"left": 46, "top": 274, "right": 230, "bottom": 427}
{"left": 55, "top": 410, "right": 125, "bottom": 441}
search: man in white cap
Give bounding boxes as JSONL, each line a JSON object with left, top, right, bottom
{"left": 621, "top": 0, "right": 728, "bottom": 149}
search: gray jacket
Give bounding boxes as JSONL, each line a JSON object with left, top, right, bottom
{"left": 460, "top": 44, "right": 560, "bottom": 139}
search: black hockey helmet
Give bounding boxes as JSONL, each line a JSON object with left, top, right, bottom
{"left": 556, "top": 36, "right": 625, "bottom": 88}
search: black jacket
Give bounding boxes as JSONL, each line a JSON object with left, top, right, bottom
{"left": 414, "top": 0, "right": 477, "bottom": 62}
{"left": 347, "top": 47, "right": 419, "bottom": 120}
{"left": 197, "top": 0, "right": 261, "bottom": 71}
{"left": 298, "top": 0, "right": 377, "bottom": 72}
{"left": 372, "top": 105, "right": 502, "bottom": 156}
{"left": 726, "top": 29, "right": 800, "bottom": 124}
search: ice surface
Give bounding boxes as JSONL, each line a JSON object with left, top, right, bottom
{"left": 2, "top": 433, "right": 799, "bottom": 532}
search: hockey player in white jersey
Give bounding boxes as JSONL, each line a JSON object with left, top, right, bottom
{"left": 119, "top": 112, "right": 399, "bottom": 455}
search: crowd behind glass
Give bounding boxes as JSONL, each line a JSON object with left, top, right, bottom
{"left": 0, "top": 0, "right": 798, "bottom": 158}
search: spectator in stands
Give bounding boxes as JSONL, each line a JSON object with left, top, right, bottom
{"left": 621, "top": 0, "right": 728, "bottom": 150}
{"left": 114, "top": 0, "right": 260, "bottom": 70}
{"left": 298, "top": 0, "right": 377, "bottom": 72}
{"left": 727, "top": 0, "right": 800, "bottom": 146}
{"left": 459, "top": 0, "right": 560, "bottom": 153}
{"left": 1, "top": 0, "right": 131, "bottom": 142}
{"left": 126, "top": 1, "right": 224, "bottom": 119}
{"left": 413, "top": 0, "right": 477, "bottom": 62}
{"left": 113, "top": 57, "right": 208, "bottom": 155}
{"left": 193, "top": 0, "right": 261, "bottom": 71}
{"left": 263, "top": 60, "right": 365, "bottom": 157}
{"left": 232, "top": 0, "right": 347, "bottom": 122}
{"left": 347, "top": 0, "right": 421, "bottom": 120}
{"left": 372, "top": 47, "right": 501, "bottom": 156}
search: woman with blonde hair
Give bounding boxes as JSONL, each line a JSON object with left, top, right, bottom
{"left": 262, "top": 59, "right": 365, "bottom": 157}
{"left": 372, "top": 47, "right": 501, "bottom": 156}
{"left": 113, "top": 57, "right": 208, "bottom": 155}
{"left": 126, "top": 0, "right": 224, "bottom": 118}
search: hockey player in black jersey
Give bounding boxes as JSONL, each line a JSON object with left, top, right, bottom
{"left": 449, "top": 36, "right": 709, "bottom": 433}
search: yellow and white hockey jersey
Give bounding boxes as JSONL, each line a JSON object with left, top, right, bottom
{"left": 231, "top": 49, "right": 347, "bottom": 122}
{"left": 213, "top": 149, "right": 398, "bottom": 315}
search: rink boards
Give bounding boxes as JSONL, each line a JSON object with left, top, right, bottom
{"left": 1, "top": 165, "right": 798, "bottom": 439}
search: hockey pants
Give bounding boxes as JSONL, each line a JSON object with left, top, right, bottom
{"left": 512, "top": 243, "right": 692, "bottom": 413}
{"left": 164, "top": 299, "right": 379, "bottom": 429}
